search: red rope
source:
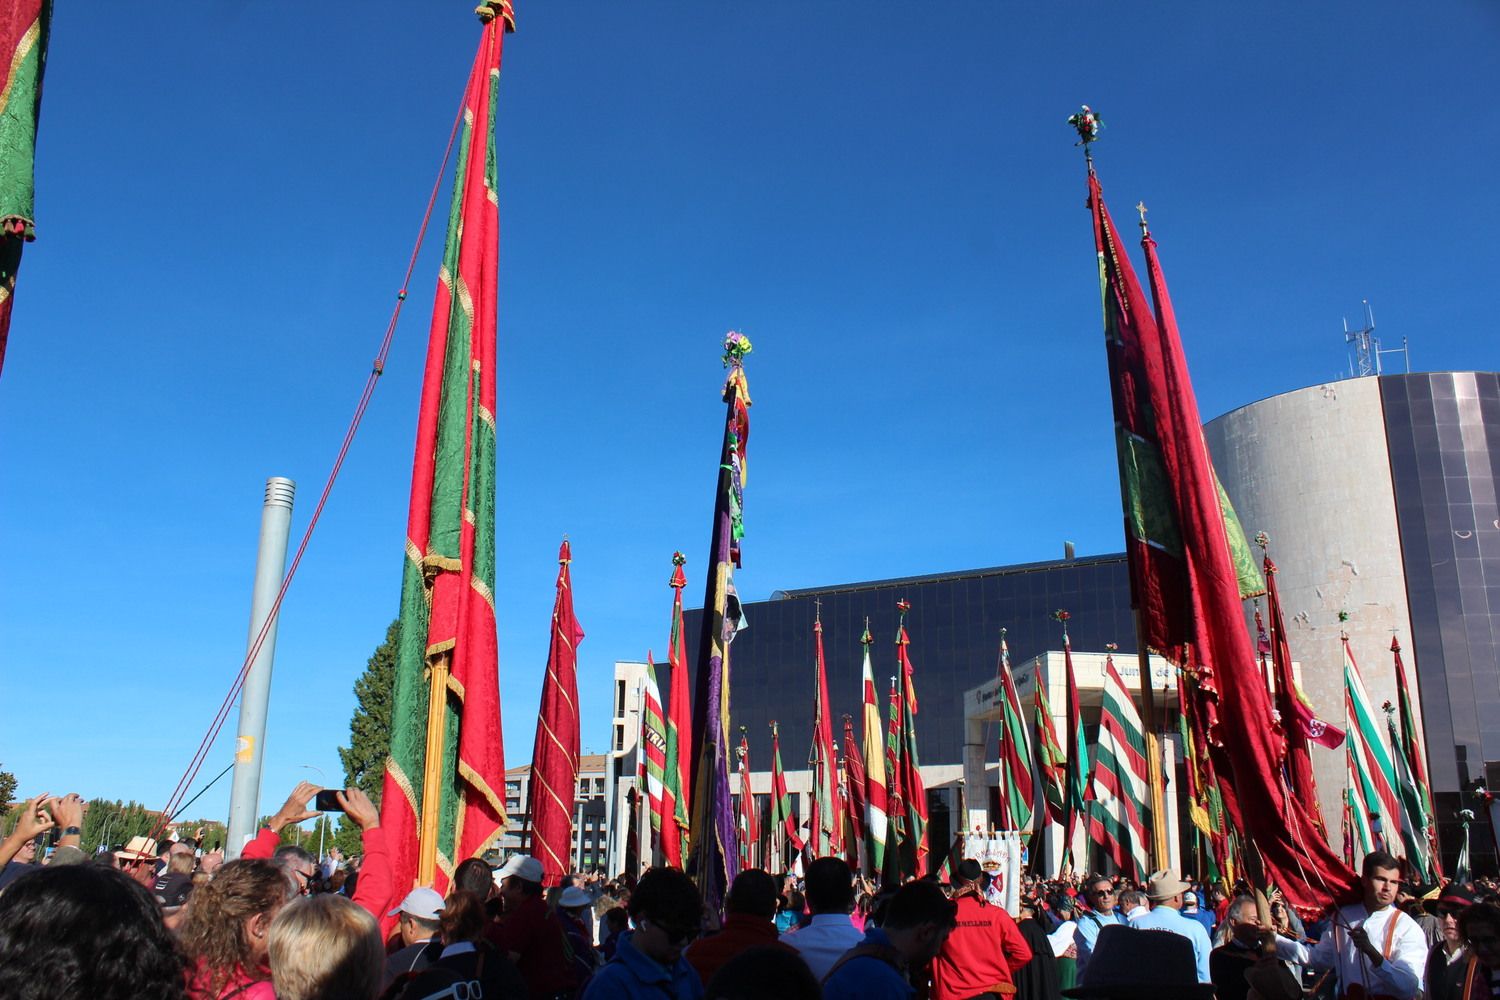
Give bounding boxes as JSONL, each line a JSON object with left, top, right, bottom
{"left": 150, "top": 96, "right": 467, "bottom": 843}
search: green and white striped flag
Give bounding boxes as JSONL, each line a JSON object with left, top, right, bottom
{"left": 996, "top": 630, "right": 1035, "bottom": 832}
{"left": 1087, "top": 652, "right": 1151, "bottom": 881}
{"left": 1343, "top": 636, "right": 1401, "bottom": 862}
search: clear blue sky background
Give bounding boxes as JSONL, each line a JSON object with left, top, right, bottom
{"left": 2, "top": 1, "right": 1497, "bottom": 833}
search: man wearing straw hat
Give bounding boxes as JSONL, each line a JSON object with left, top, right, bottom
{"left": 1128, "top": 869, "right": 1212, "bottom": 984}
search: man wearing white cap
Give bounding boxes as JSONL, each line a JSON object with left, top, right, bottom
{"left": 1128, "top": 869, "right": 1213, "bottom": 983}
{"left": 488, "top": 854, "right": 579, "bottom": 999}
{"left": 382, "top": 887, "right": 445, "bottom": 990}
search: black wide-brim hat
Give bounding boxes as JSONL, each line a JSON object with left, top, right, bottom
{"left": 1424, "top": 881, "right": 1479, "bottom": 914}
{"left": 1062, "top": 925, "right": 1216, "bottom": 1000}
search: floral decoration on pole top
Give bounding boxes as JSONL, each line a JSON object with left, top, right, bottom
{"left": 722, "top": 330, "right": 752, "bottom": 367}
{"left": 1067, "top": 105, "right": 1103, "bottom": 146}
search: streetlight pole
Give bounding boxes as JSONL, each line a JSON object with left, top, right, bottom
{"left": 301, "top": 764, "right": 327, "bottom": 862}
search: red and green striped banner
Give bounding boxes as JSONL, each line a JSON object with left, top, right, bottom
{"left": 1343, "top": 635, "right": 1401, "bottom": 862}
{"left": 1034, "top": 657, "right": 1067, "bottom": 826}
{"left": 641, "top": 655, "right": 669, "bottom": 857}
{"left": 736, "top": 730, "right": 758, "bottom": 870}
{"left": 894, "top": 603, "right": 928, "bottom": 876}
{"left": 1393, "top": 637, "right": 1442, "bottom": 879}
{"left": 809, "top": 612, "right": 841, "bottom": 856}
{"left": 768, "top": 720, "right": 802, "bottom": 869}
{"left": 378, "top": 2, "right": 514, "bottom": 903}
{"left": 883, "top": 672, "right": 906, "bottom": 884}
{"left": 1061, "top": 627, "right": 1091, "bottom": 872}
{"left": 860, "top": 624, "right": 889, "bottom": 876}
{"left": 665, "top": 553, "right": 692, "bottom": 863}
{"left": 1087, "top": 653, "right": 1152, "bottom": 881}
{"left": 996, "top": 629, "right": 1035, "bottom": 832}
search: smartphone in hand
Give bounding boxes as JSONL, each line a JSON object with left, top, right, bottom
{"left": 313, "top": 790, "right": 346, "bottom": 813}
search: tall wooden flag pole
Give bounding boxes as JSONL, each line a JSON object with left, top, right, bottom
{"left": 687, "top": 332, "right": 752, "bottom": 911}
{"left": 384, "top": 2, "right": 515, "bottom": 903}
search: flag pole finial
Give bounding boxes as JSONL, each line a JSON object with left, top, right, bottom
{"left": 475, "top": 0, "right": 516, "bottom": 30}
{"left": 1136, "top": 201, "right": 1149, "bottom": 235}
{"left": 1067, "top": 104, "right": 1104, "bottom": 162}
{"left": 1051, "top": 608, "right": 1071, "bottom": 642}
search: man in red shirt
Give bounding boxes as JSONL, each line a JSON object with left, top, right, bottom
{"left": 930, "top": 860, "right": 1033, "bottom": 1000}
{"left": 488, "top": 854, "right": 579, "bottom": 1000}
{"left": 685, "top": 868, "right": 802, "bottom": 984}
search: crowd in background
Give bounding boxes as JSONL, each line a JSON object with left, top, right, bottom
{"left": 5, "top": 785, "right": 1500, "bottom": 1000}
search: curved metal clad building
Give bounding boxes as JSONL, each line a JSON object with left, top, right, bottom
{"left": 1205, "top": 372, "right": 1500, "bottom": 869}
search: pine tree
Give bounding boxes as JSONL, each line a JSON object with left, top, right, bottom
{"left": 339, "top": 620, "right": 399, "bottom": 802}
{"left": 334, "top": 619, "right": 399, "bottom": 857}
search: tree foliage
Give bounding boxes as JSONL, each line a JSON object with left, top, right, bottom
{"left": 0, "top": 766, "right": 15, "bottom": 813}
{"left": 339, "top": 619, "right": 399, "bottom": 804}
{"left": 333, "top": 619, "right": 399, "bottom": 859}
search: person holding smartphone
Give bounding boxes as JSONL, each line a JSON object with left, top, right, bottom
{"left": 241, "top": 782, "right": 390, "bottom": 925}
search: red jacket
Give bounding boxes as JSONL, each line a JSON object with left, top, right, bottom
{"left": 685, "top": 913, "right": 799, "bottom": 985}
{"left": 929, "top": 893, "right": 1033, "bottom": 1000}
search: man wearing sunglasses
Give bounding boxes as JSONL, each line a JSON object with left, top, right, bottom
{"left": 582, "top": 867, "right": 705, "bottom": 1000}
{"left": 1424, "top": 882, "right": 1477, "bottom": 1000}
{"left": 1073, "top": 875, "right": 1123, "bottom": 979}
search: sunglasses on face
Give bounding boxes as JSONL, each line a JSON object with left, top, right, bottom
{"left": 1437, "top": 908, "right": 1463, "bottom": 919}
{"left": 641, "top": 918, "right": 697, "bottom": 945}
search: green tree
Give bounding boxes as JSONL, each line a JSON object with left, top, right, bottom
{"left": 339, "top": 619, "right": 399, "bottom": 804}
{"left": 80, "top": 800, "right": 159, "bottom": 851}
{"left": 0, "top": 765, "right": 16, "bottom": 813}
{"left": 333, "top": 619, "right": 399, "bottom": 859}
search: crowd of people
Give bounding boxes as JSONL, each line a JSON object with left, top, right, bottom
{"left": 5, "top": 785, "right": 1500, "bottom": 999}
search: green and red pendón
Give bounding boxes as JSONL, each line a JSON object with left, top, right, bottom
{"left": 378, "top": 1, "right": 514, "bottom": 906}
{"left": 0, "top": 0, "right": 51, "bottom": 379}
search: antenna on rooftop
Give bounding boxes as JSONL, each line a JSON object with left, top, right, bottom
{"left": 1342, "top": 300, "right": 1410, "bottom": 377}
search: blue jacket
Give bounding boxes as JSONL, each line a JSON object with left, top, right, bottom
{"left": 581, "top": 931, "right": 704, "bottom": 1000}
{"left": 822, "top": 927, "right": 913, "bottom": 1000}
{"left": 1128, "top": 905, "right": 1214, "bottom": 983}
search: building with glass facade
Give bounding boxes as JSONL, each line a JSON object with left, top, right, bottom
{"left": 681, "top": 553, "right": 1138, "bottom": 856}
{"left": 1205, "top": 371, "right": 1500, "bottom": 871}
{"left": 597, "top": 370, "right": 1497, "bottom": 877}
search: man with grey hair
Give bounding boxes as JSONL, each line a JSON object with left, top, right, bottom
{"left": 1210, "top": 896, "right": 1261, "bottom": 1000}
{"left": 1073, "top": 876, "right": 1124, "bottom": 979}
{"left": 1117, "top": 888, "right": 1150, "bottom": 923}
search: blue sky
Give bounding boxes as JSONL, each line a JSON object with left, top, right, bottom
{"left": 2, "top": 1, "right": 1497, "bottom": 831}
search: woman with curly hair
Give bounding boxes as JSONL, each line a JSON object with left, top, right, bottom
{"left": 0, "top": 863, "right": 188, "bottom": 1000}
{"left": 181, "top": 858, "right": 295, "bottom": 999}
